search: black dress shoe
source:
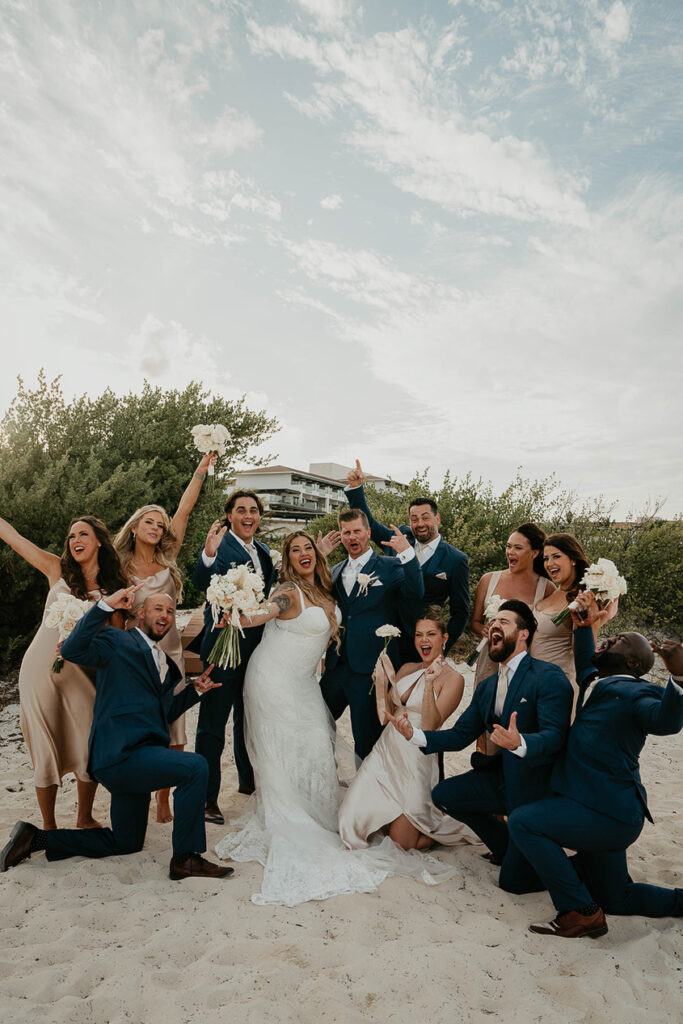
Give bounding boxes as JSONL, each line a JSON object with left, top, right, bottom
{"left": 481, "top": 851, "right": 503, "bottom": 866}
{"left": 169, "top": 854, "right": 234, "bottom": 881}
{"left": 237, "top": 784, "right": 255, "bottom": 796}
{"left": 204, "top": 801, "right": 224, "bottom": 825}
{"left": 1, "top": 821, "right": 37, "bottom": 871}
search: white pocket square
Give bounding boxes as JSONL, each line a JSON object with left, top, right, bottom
{"left": 436, "top": 572, "right": 448, "bottom": 580}
{"left": 519, "top": 698, "right": 528, "bottom": 704}
{"left": 371, "top": 580, "right": 383, "bottom": 587}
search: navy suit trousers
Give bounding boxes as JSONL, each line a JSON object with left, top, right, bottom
{"left": 195, "top": 662, "right": 253, "bottom": 798}
{"left": 508, "top": 796, "right": 683, "bottom": 917}
{"left": 45, "top": 747, "right": 208, "bottom": 862}
{"left": 321, "top": 662, "right": 382, "bottom": 761}
{"left": 432, "top": 768, "right": 544, "bottom": 895}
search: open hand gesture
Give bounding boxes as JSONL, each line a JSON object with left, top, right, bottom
{"left": 650, "top": 639, "right": 683, "bottom": 677}
{"left": 205, "top": 520, "right": 227, "bottom": 558}
{"left": 381, "top": 525, "right": 410, "bottom": 555}
{"left": 317, "top": 529, "right": 341, "bottom": 556}
{"left": 347, "top": 459, "right": 365, "bottom": 488}
{"left": 385, "top": 709, "right": 414, "bottom": 741}
{"left": 490, "top": 711, "right": 522, "bottom": 751}
{"left": 105, "top": 583, "right": 144, "bottom": 611}
{"left": 193, "top": 664, "right": 221, "bottom": 695}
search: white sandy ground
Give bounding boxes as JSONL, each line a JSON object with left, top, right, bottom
{"left": 0, "top": 666, "right": 681, "bottom": 1024}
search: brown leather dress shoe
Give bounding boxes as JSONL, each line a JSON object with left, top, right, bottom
{"left": 204, "top": 801, "right": 225, "bottom": 825}
{"left": 1, "top": 821, "right": 37, "bottom": 872}
{"left": 169, "top": 854, "right": 235, "bottom": 881}
{"left": 529, "top": 908, "right": 608, "bottom": 939}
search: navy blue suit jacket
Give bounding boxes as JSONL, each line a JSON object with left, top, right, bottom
{"left": 551, "top": 626, "right": 683, "bottom": 825}
{"left": 423, "top": 653, "right": 573, "bottom": 811}
{"left": 346, "top": 485, "right": 470, "bottom": 642}
{"left": 324, "top": 550, "right": 425, "bottom": 676}
{"left": 191, "top": 531, "right": 276, "bottom": 681}
{"left": 61, "top": 604, "right": 202, "bottom": 777}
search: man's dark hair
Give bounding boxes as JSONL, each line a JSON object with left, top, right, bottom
{"left": 500, "top": 599, "right": 537, "bottom": 646}
{"left": 222, "top": 489, "right": 264, "bottom": 524}
{"left": 409, "top": 496, "right": 438, "bottom": 514}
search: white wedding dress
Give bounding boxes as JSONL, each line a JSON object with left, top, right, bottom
{"left": 215, "top": 587, "right": 457, "bottom": 906}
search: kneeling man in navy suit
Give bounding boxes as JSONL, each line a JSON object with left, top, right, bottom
{"left": 1, "top": 586, "right": 233, "bottom": 881}
{"left": 508, "top": 592, "right": 683, "bottom": 939}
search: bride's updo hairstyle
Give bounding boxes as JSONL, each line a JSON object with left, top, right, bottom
{"left": 114, "top": 504, "right": 184, "bottom": 600}
{"left": 279, "top": 530, "right": 341, "bottom": 650}
{"left": 514, "top": 521, "right": 548, "bottom": 576}
{"left": 414, "top": 605, "right": 449, "bottom": 654}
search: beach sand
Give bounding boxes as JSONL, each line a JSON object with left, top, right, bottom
{"left": 0, "top": 666, "right": 680, "bottom": 1024}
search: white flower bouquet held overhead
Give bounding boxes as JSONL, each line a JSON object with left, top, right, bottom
{"left": 190, "top": 423, "right": 231, "bottom": 483}
{"left": 552, "top": 558, "right": 627, "bottom": 626}
{"left": 45, "top": 593, "right": 91, "bottom": 672}
{"left": 206, "top": 563, "right": 267, "bottom": 669}
{"left": 466, "top": 594, "right": 507, "bottom": 667}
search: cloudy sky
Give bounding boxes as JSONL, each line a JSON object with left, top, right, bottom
{"left": 1, "top": 0, "right": 681, "bottom": 515}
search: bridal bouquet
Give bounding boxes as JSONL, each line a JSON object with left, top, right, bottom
{"left": 190, "top": 423, "right": 231, "bottom": 483}
{"left": 45, "top": 593, "right": 91, "bottom": 672}
{"left": 466, "top": 594, "right": 507, "bottom": 667}
{"left": 376, "top": 624, "right": 401, "bottom": 651}
{"left": 552, "top": 558, "right": 627, "bottom": 626}
{"left": 206, "top": 564, "right": 267, "bottom": 669}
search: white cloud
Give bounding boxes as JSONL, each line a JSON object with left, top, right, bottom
{"left": 320, "top": 194, "right": 343, "bottom": 210}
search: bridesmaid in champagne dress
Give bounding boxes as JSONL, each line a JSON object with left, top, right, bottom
{"left": 531, "top": 533, "right": 617, "bottom": 714}
{"left": 470, "top": 523, "right": 553, "bottom": 752}
{"left": 114, "top": 452, "right": 214, "bottom": 822}
{"left": 0, "top": 514, "right": 127, "bottom": 830}
{"left": 339, "top": 608, "right": 475, "bottom": 852}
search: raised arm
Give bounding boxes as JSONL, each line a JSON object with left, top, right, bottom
{"left": 421, "top": 659, "right": 465, "bottom": 730}
{"left": 169, "top": 453, "right": 216, "bottom": 554}
{"left": 0, "top": 515, "right": 61, "bottom": 584}
{"left": 61, "top": 584, "right": 142, "bottom": 667}
{"left": 345, "top": 461, "right": 395, "bottom": 548}
{"left": 192, "top": 520, "right": 227, "bottom": 592}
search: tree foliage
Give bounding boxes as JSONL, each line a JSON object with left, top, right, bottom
{"left": 0, "top": 372, "right": 279, "bottom": 671}
{"left": 310, "top": 470, "right": 682, "bottom": 641}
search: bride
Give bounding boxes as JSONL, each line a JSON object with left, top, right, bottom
{"left": 214, "top": 530, "right": 455, "bottom": 905}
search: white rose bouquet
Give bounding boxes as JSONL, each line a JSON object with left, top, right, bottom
{"left": 552, "top": 557, "right": 627, "bottom": 626}
{"left": 206, "top": 564, "right": 268, "bottom": 669}
{"left": 375, "top": 624, "right": 401, "bottom": 651}
{"left": 467, "top": 594, "right": 507, "bottom": 666}
{"left": 190, "top": 423, "right": 231, "bottom": 485}
{"left": 44, "top": 592, "right": 91, "bottom": 672}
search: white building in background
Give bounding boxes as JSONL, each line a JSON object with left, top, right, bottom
{"left": 228, "top": 463, "right": 405, "bottom": 535}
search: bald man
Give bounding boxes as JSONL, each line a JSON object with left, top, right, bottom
{"left": 1, "top": 587, "right": 232, "bottom": 881}
{"left": 508, "top": 592, "right": 683, "bottom": 938}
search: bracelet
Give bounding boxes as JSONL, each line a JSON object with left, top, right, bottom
{"left": 194, "top": 471, "right": 207, "bottom": 481}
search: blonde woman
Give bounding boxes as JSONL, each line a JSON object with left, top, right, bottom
{"left": 114, "top": 452, "right": 215, "bottom": 821}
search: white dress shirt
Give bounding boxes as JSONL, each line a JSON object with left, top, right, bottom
{"left": 415, "top": 534, "right": 441, "bottom": 566}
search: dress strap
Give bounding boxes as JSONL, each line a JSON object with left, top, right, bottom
{"left": 532, "top": 574, "right": 549, "bottom": 607}
{"left": 485, "top": 570, "right": 503, "bottom": 602}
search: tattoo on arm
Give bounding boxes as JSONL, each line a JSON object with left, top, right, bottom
{"left": 271, "top": 582, "right": 296, "bottom": 614}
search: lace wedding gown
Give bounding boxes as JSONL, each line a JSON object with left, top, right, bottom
{"left": 215, "top": 587, "right": 456, "bottom": 905}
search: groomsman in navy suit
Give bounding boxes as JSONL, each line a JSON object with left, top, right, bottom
{"left": 0, "top": 588, "right": 232, "bottom": 880}
{"left": 388, "top": 600, "right": 573, "bottom": 893}
{"left": 321, "top": 507, "right": 425, "bottom": 760}
{"left": 508, "top": 592, "right": 683, "bottom": 939}
{"left": 192, "top": 490, "right": 276, "bottom": 823}
{"left": 345, "top": 460, "right": 469, "bottom": 658}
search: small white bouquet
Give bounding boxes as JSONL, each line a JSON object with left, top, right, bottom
{"left": 45, "top": 593, "right": 91, "bottom": 672}
{"left": 206, "top": 564, "right": 267, "bottom": 669}
{"left": 357, "top": 571, "right": 379, "bottom": 597}
{"left": 467, "top": 594, "right": 507, "bottom": 667}
{"left": 190, "top": 423, "right": 231, "bottom": 484}
{"left": 375, "top": 624, "right": 401, "bottom": 651}
{"left": 552, "top": 557, "right": 627, "bottom": 626}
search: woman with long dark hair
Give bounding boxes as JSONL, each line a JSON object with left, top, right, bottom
{"left": 0, "top": 513, "right": 127, "bottom": 830}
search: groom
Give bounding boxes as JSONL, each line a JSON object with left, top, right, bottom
{"left": 320, "top": 508, "right": 425, "bottom": 759}
{"left": 192, "top": 489, "right": 277, "bottom": 824}
{"left": 1, "top": 588, "right": 231, "bottom": 880}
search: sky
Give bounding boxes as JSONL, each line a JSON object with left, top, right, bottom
{"left": 1, "top": 0, "right": 681, "bottom": 516}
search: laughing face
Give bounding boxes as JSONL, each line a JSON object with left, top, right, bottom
{"left": 488, "top": 610, "right": 527, "bottom": 663}
{"left": 414, "top": 620, "right": 447, "bottom": 665}
{"left": 543, "top": 545, "right": 576, "bottom": 589}
{"left": 506, "top": 531, "right": 536, "bottom": 574}
{"left": 68, "top": 521, "right": 101, "bottom": 564}
{"left": 592, "top": 631, "right": 653, "bottom": 677}
{"left": 139, "top": 594, "right": 175, "bottom": 641}
{"left": 287, "top": 535, "right": 317, "bottom": 579}
{"left": 409, "top": 504, "right": 440, "bottom": 545}
{"left": 228, "top": 497, "right": 261, "bottom": 542}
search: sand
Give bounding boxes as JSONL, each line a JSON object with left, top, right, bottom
{"left": 0, "top": 666, "right": 681, "bottom": 1024}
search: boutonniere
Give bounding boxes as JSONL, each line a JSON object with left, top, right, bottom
{"left": 357, "top": 572, "right": 379, "bottom": 596}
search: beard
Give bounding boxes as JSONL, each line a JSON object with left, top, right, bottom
{"left": 592, "top": 648, "right": 627, "bottom": 675}
{"left": 489, "top": 636, "right": 516, "bottom": 663}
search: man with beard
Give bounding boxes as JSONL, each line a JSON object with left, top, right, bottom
{"left": 344, "top": 460, "right": 469, "bottom": 659}
{"left": 387, "top": 600, "right": 573, "bottom": 893}
{"left": 508, "top": 592, "right": 683, "bottom": 939}
{"left": 1, "top": 588, "right": 232, "bottom": 881}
